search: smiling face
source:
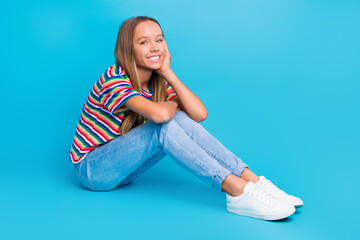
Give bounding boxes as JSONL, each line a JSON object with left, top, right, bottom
{"left": 133, "top": 20, "right": 165, "bottom": 72}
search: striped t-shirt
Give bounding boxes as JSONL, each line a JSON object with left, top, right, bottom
{"left": 69, "top": 63, "right": 177, "bottom": 164}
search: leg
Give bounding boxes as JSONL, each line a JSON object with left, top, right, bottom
{"left": 169, "top": 111, "right": 259, "bottom": 195}
{"left": 75, "top": 115, "right": 233, "bottom": 192}
{"left": 74, "top": 120, "right": 167, "bottom": 191}
{"left": 157, "top": 111, "right": 250, "bottom": 191}
{"left": 171, "top": 111, "right": 248, "bottom": 177}
{"left": 117, "top": 150, "right": 167, "bottom": 186}
{"left": 221, "top": 169, "right": 260, "bottom": 197}
{"left": 75, "top": 110, "right": 250, "bottom": 193}
{"left": 221, "top": 174, "right": 249, "bottom": 196}
{"left": 240, "top": 168, "right": 260, "bottom": 183}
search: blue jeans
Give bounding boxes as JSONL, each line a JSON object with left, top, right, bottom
{"left": 74, "top": 110, "right": 248, "bottom": 192}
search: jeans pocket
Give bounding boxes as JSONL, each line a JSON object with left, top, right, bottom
{"left": 74, "top": 161, "right": 97, "bottom": 191}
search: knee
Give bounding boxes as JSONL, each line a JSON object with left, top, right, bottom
{"left": 159, "top": 111, "right": 188, "bottom": 127}
{"left": 174, "top": 110, "right": 190, "bottom": 120}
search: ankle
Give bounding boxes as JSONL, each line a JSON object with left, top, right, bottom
{"left": 253, "top": 176, "right": 260, "bottom": 183}
{"left": 241, "top": 168, "right": 260, "bottom": 183}
{"left": 227, "top": 188, "right": 243, "bottom": 197}
{"left": 221, "top": 174, "right": 248, "bottom": 197}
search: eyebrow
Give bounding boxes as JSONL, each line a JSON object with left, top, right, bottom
{"left": 136, "top": 34, "right": 163, "bottom": 42}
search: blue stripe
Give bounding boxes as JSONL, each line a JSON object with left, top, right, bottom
{"left": 74, "top": 130, "right": 92, "bottom": 147}
{"left": 101, "top": 82, "right": 132, "bottom": 95}
{"left": 71, "top": 142, "right": 83, "bottom": 156}
{"left": 82, "top": 108, "right": 118, "bottom": 138}
{"left": 78, "top": 118, "right": 104, "bottom": 143}
{"left": 85, "top": 99, "right": 122, "bottom": 125}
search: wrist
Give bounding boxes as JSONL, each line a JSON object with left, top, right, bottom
{"left": 162, "top": 69, "right": 174, "bottom": 81}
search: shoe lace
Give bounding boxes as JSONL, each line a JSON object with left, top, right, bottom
{"left": 260, "top": 178, "right": 285, "bottom": 195}
{"left": 245, "top": 185, "right": 272, "bottom": 205}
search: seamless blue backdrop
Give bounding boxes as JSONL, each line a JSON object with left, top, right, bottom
{"left": 1, "top": 0, "right": 359, "bottom": 239}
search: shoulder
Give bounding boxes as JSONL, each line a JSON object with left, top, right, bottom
{"left": 102, "top": 63, "right": 129, "bottom": 80}
{"left": 100, "top": 64, "right": 133, "bottom": 88}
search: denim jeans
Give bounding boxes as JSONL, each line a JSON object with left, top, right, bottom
{"left": 74, "top": 110, "right": 248, "bottom": 192}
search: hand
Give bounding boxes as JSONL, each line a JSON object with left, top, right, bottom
{"left": 155, "top": 40, "right": 172, "bottom": 77}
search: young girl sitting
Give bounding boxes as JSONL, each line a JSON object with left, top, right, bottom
{"left": 70, "top": 16, "right": 303, "bottom": 221}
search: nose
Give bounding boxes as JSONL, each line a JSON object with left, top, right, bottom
{"left": 150, "top": 42, "right": 159, "bottom": 52}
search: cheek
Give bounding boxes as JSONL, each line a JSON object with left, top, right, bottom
{"left": 134, "top": 52, "right": 141, "bottom": 62}
{"left": 135, "top": 48, "right": 147, "bottom": 61}
{"left": 159, "top": 44, "right": 165, "bottom": 53}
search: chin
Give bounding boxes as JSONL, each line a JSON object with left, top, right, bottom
{"left": 148, "top": 64, "right": 161, "bottom": 70}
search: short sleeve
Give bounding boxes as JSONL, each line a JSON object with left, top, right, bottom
{"left": 100, "top": 77, "right": 142, "bottom": 115}
{"left": 165, "top": 81, "right": 177, "bottom": 101}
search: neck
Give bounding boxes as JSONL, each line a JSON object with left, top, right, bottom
{"left": 137, "top": 67, "right": 153, "bottom": 89}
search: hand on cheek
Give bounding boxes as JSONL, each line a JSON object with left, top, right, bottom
{"left": 156, "top": 40, "right": 172, "bottom": 77}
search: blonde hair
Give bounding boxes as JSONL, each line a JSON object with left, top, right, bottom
{"left": 114, "top": 16, "right": 167, "bottom": 136}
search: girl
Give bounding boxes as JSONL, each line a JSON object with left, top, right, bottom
{"left": 70, "top": 16, "right": 303, "bottom": 221}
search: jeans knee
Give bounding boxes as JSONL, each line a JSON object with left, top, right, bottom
{"left": 174, "top": 110, "right": 187, "bottom": 118}
{"left": 173, "top": 110, "right": 192, "bottom": 123}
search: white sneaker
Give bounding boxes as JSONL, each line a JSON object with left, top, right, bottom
{"left": 226, "top": 181, "right": 295, "bottom": 221}
{"left": 256, "top": 176, "right": 304, "bottom": 208}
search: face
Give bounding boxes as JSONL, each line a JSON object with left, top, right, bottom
{"left": 133, "top": 20, "right": 165, "bottom": 71}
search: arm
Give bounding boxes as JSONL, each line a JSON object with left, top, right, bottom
{"left": 155, "top": 39, "right": 207, "bottom": 123}
{"left": 163, "top": 71, "right": 208, "bottom": 123}
{"left": 124, "top": 95, "right": 179, "bottom": 123}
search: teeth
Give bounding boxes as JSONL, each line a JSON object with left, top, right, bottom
{"left": 148, "top": 56, "right": 159, "bottom": 60}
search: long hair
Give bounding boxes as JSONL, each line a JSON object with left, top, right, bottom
{"left": 114, "top": 16, "right": 167, "bottom": 136}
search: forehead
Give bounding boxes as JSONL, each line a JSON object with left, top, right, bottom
{"left": 133, "top": 21, "right": 163, "bottom": 40}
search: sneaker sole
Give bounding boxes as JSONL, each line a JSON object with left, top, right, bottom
{"left": 226, "top": 206, "right": 296, "bottom": 221}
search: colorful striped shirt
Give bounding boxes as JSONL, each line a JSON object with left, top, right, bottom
{"left": 69, "top": 63, "right": 177, "bottom": 164}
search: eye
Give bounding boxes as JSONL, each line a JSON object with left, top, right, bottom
{"left": 140, "top": 41, "right": 147, "bottom": 45}
{"left": 157, "top": 39, "right": 163, "bottom": 42}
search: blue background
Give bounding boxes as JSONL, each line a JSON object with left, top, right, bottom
{"left": 1, "top": 0, "right": 359, "bottom": 239}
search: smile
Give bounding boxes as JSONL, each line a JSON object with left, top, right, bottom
{"left": 147, "top": 55, "right": 161, "bottom": 63}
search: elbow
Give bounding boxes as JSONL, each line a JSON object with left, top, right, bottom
{"left": 195, "top": 109, "right": 208, "bottom": 123}
{"left": 202, "top": 109, "right": 208, "bottom": 121}
{"left": 154, "top": 108, "right": 171, "bottom": 123}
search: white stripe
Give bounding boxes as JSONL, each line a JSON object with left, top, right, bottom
{"left": 71, "top": 153, "right": 87, "bottom": 163}
{"left": 99, "top": 82, "right": 131, "bottom": 96}
{"left": 106, "top": 69, "right": 112, "bottom": 79}
{"left": 75, "top": 129, "right": 93, "bottom": 149}
{"left": 72, "top": 143, "right": 88, "bottom": 155}
{"left": 85, "top": 100, "right": 121, "bottom": 125}
{"left": 86, "top": 98, "right": 102, "bottom": 110}
{"left": 110, "top": 91, "right": 141, "bottom": 113}
{"left": 83, "top": 108, "right": 119, "bottom": 136}
{"left": 91, "top": 87, "right": 100, "bottom": 98}
{"left": 105, "top": 69, "right": 127, "bottom": 79}
{"left": 79, "top": 117, "right": 107, "bottom": 142}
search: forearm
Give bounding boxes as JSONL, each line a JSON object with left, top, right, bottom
{"left": 155, "top": 101, "right": 179, "bottom": 123}
{"left": 163, "top": 70, "right": 207, "bottom": 122}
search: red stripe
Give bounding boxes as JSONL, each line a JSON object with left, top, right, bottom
{"left": 73, "top": 137, "right": 96, "bottom": 152}
{"left": 107, "top": 65, "right": 117, "bottom": 77}
{"left": 70, "top": 150, "right": 78, "bottom": 162}
{"left": 76, "top": 125, "right": 98, "bottom": 146}
{"left": 103, "top": 79, "right": 131, "bottom": 90}
{"left": 101, "top": 93, "right": 112, "bottom": 107}
{"left": 167, "top": 93, "right": 177, "bottom": 101}
{"left": 85, "top": 106, "right": 119, "bottom": 133}
{"left": 80, "top": 114, "right": 109, "bottom": 141}
{"left": 99, "top": 74, "right": 105, "bottom": 85}
{"left": 87, "top": 95, "right": 102, "bottom": 108}
{"left": 92, "top": 83, "right": 101, "bottom": 96}
{"left": 70, "top": 150, "right": 86, "bottom": 163}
